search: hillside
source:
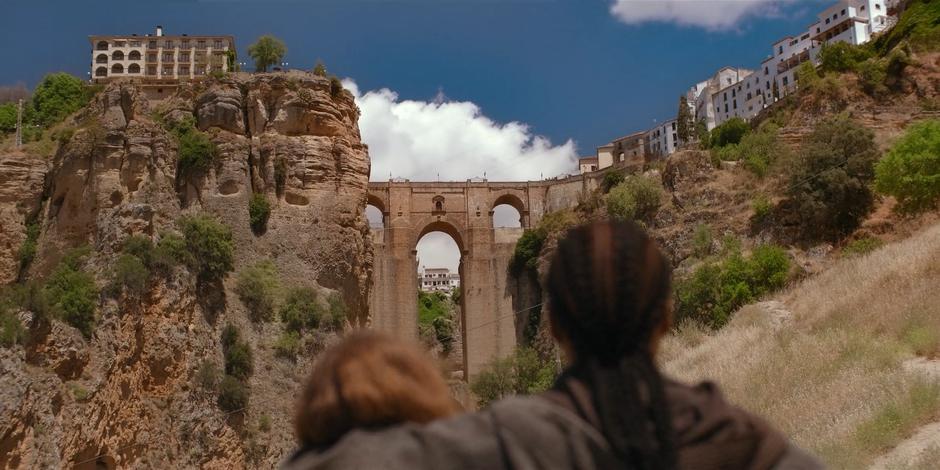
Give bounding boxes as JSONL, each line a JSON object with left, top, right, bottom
{"left": 0, "top": 72, "right": 371, "bottom": 468}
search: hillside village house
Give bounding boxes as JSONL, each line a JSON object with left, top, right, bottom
{"left": 646, "top": 118, "right": 679, "bottom": 158}
{"left": 418, "top": 268, "right": 460, "bottom": 293}
{"left": 89, "top": 26, "right": 236, "bottom": 99}
{"left": 578, "top": 156, "right": 599, "bottom": 174}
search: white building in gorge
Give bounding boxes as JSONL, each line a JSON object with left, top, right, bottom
{"left": 418, "top": 268, "right": 460, "bottom": 293}
{"left": 646, "top": 119, "right": 678, "bottom": 158}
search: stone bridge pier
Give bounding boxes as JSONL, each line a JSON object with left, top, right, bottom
{"left": 367, "top": 180, "right": 551, "bottom": 378}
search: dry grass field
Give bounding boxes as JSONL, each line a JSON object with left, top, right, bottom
{"left": 661, "top": 222, "right": 940, "bottom": 469}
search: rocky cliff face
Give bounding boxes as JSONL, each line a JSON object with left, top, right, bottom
{"left": 0, "top": 72, "right": 372, "bottom": 468}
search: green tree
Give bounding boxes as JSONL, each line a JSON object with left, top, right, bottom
{"left": 786, "top": 116, "right": 880, "bottom": 241}
{"left": 601, "top": 171, "right": 625, "bottom": 193}
{"left": 312, "top": 61, "right": 328, "bottom": 77}
{"left": 817, "top": 42, "right": 874, "bottom": 74}
{"left": 280, "top": 287, "right": 324, "bottom": 333}
{"left": 218, "top": 375, "right": 249, "bottom": 412}
{"left": 676, "top": 95, "right": 694, "bottom": 144}
{"left": 247, "top": 35, "right": 287, "bottom": 72}
{"left": 43, "top": 249, "right": 98, "bottom": 338}
{"left": 470, "top": 347, "right": 557, "bottom": 408}
{"left": 248, "top": 193, "right": 271, "bottom": 234}
{"left": 29, "top": 73, "right": 89, "bottom": 126}
{"left": 0, "top": 103, "right": 16, "bottom": 134}
{"left": 875, "top": 120, "right": 940, "bottom": 213}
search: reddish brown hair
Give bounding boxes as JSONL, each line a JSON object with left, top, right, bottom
{"left": 294, "top": 332, "right": 461, "bottom": 448}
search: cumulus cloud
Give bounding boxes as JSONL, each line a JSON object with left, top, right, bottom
{"left": 609, "top": 0, "right": 797, "bottom": 31}
{"left": 344, "top": 80, "right": 578, "bottom": 182}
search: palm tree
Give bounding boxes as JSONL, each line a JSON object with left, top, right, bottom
{"left": 247, "top": 35, "right": 287, "bottom": 73}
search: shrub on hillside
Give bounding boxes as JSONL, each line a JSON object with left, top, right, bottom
{"left": 280, "top": 287, "right": 324, "bottom": 333}
{"left": 786, "top": 116, "right": 879, "bottom": 242}
{"left": 875, "top": 120, "right": 940, "bottom": 213}
{"left": 692, "top": 224, "right": 713, "bottom": 259}
{"left": 171, "top": 118, "right": 217, "bottom": 174}
{"left": 313, "top": 61, "right": 328, "bottom": 77}
{"left": 675, "top": 244, "right": 791, "bottom": 328}
{"left": 511, "top": 229, "right": 546, "bottom": 273}
{"left": 109, "top": 253, "right": 150, "bottom": 298}
{"left": 43, "top": 248, "right": 98, "bottom": 338}
{"left": 326, "top": 292, "right": 347, "bottom": 331}
{"left": 0, "top": 308, "right": 26, "bottom": 347}
{"left": 0, "top": 103, "right": 16, "bottom": 134}
{"left": 274, "top": 331, "right": 301, "bottom": 360}
{"left": 606, "top": 175, "right": 663, "bottom": 223}
{"left": 221, "top": 325, "right": 254, "bottom": 380}
{"left": 196, "top": 360, "right": 221, "bottom": 391}
{"left": 235, "top": 260, "right": 279, "bottom": 323}
{"left": 218, "top": 375, "right": 250, "bottom": 412}
{"left": 179, "top": 215, "right": 235, "bottom": 282}
{"left": 29, "top": 73, "right": 93, "bottom": 126}
{"left": 151, "top": 233, "right": 189, "bottom": 274}
{"left": 16, "top": 221, "right": 41, "bottom": 272}
{"left": 712, "top": 124, "right": 787, "bottom": 177}
{"left": 843, "top": 237, "right": 884, "bottom": 258}
{"left": 869, "top": 0, "right": 940, "bottom": 54}
{"left": 248, "top": 193, "right": 271, "bottom": 234}
{"left": 330, "top": 76, "right": 343, "bottom": 97}
{"left": 709, "top": 118, "right": 749, "bottom": 148}
{"left": 751, "top": 195, "right": 772, "bottom": 224}
{"left": 601, "top": 171, "right": 625, "bottom": 193}
{"left": 818, "top": 42, "right": 874, "bottom": 74}
{"left": 470, "top": 347, "right": 557, "bottom": 408}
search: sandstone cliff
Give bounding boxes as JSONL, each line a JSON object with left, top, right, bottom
{"left": 0, "top": 72, "right": 372, "bottom": 468}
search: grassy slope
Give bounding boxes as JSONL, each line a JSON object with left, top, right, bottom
{"left": 661, "top": 221, "right": 940, "bottom": 469}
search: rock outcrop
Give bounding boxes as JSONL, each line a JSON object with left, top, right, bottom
{"left": 0, "top": 72, "right": 372, "bottom": 468}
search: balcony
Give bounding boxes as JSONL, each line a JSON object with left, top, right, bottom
{"left": 777, "top": 50, "right": 810, "bottom": 74}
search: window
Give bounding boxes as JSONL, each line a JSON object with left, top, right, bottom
{"left": 148, "top": 40, "right": 157, "bottom": 49}
{"left": 832, "top": 13, "right": 838, "bottom": 20}
{"left": 179, "top": 52, "right": 190, "bottom": 62}
{"left": 214, "top": 40, "right": 223, "bottom": 49}
{"left": 162, "top": 65, "right": 173, "bottom": 76}
{"left": 747, "top": 92, "right": 752, "bottom": 100}
{"left": 130, "top": 41, "right": 141, "bottom": 47}
{"left": 841, "top": 9, "right": 846, "bottom": 15}
{"left": 162, "top": 52, "right": 174, "bottom": 62}
{"left": 128, "top": 64, "right": 141, "bottom": 74}
{"left": 164, "top": 40, "right": 174, "bottom": 48}
{"left": 148, "top": 53, "right": 157, "bottom": 62}
{"left": 724, "top": 92, "right": 728, "bottom": 101}
{"left": 861, "top": 5, "right": 866, "bottom": 11}
{"left": 764, "top": 66, "right": 769, "bottom": 75}
{"left": 111, "top": 50, "right": 124, "bottom": 61}
{"left": 147, "top": 65, "right": 157, "bottom": 76}
{"left": 671, "top": 122, "right": 676, "bottom": 130}
{"left": 778, "top": 45, "right": 783, "bottom": 54}
{"left": 179, "top": 65, "right": 190, "bottom": 75}
{"left": 96, "top": 41, "right": 109, "bottom": 50}
{"left": 96, "top": 54, "right": 108, "bottom": 64}
{"left": 95, "top": 66, "right": 107, "bottom": 77}
{"left": 724, "top": 104, "right": 728, "bottom": 113}
{"left": 732, "top": 89, "right": 736, "bottom": 97}
{"left": 128, "top": 50, "right": 141, "bottom": 60}
{"left": 197, "top": 40, "right": 207, "bottom": 49}
{"left": 111, "top": 63, "right": 124, "bottom": 74}
{"left": 783, "top": 76, "right": 789, "bottom": 86}
{"left": 826, "top": 18, "right": 831, "bottom": 24}
{"left": 766, "top": 81, "right": 770, "bottom": 90}
{"left": 817, "top": 27, "right": 821, "bottom": 33}
{"left": 114, "top": 41, "right": 126, "bottom": 47}
{"left": 195, "top": 65, "right": 206, "bottom": 75}
{"left": 875, "top": 3, "right": 880, "bottom": 10}
{"left": 733, "top": 100, "right": 737, "bottom": 110}
{"left": 181, "top": 40, "right": 190, "bottom": 49}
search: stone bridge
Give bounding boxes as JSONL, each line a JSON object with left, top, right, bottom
{"left": 367, "top": 176, "right": 603, "bottom": 378}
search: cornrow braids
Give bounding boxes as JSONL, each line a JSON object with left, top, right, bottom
{"left": 547, "top": 220, "right": 676, "bottom": 469}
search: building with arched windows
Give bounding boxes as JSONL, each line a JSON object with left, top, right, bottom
{"left": 89, "top": 26, "right": 236, "bottom": 99}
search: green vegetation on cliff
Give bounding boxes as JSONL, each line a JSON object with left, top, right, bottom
{"left": 470, "top": 346, "right": 557, "bottom": 408}
{"left": 875, "top": 119, "right": 940, "bottom": 213}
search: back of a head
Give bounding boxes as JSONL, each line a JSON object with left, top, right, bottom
{"left": 294, "top": 332, "right": 460, "bottom": 449}
{"left": 546, "top": 220, "right": 676, "bottom": 469}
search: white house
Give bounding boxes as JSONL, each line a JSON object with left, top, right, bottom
{"left": 646, "top": 119, "right": 678, "bottom": 157}
{"left": 419, "top": 268, "right": 460, "bottom": 293}
{"left": 687, "top": 66, "right": 754, "bottom": 131}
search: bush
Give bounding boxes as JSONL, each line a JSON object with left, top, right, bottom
{"left": 786, "top": 116, "right": 879, "bottom": 242}
{"left": 196, "top": 360, "right": 221, "bottom": 391}
{"left": 274, "top": 331, "right": 301, "bottom": 360}
{"left": 692, "top": 224, "right": 713, "bottom": 259}
{"left": 709, "top": 118, "right": 749, "bottom": 148}
{"left": 224, "top": 341, "right": 253, "bottom": 380}
{"left": 418, "top": 290, "right": 455, "bottom": 353}
{"left": 843, "top": 237, "right": 883, "bottom": 257}
{"left": 470, "top": 347, "right": 557, "bottom": 408}
{"left": 0, "top": 311, "right": 26, "bottom": 347}
{"left": 313, "top": 61, "right": 328, "bottom": 77}
{"left": 248, "top": 193, "right": 271, "bottom": 234}
{"left": 675, "top": 244, "right": 791, "bottom": 328}
{"left": 875, "top": 120, "right": 940, "bottom": 213}
{"left": 601, "top": 171, "right": 625, "bottom": 193}
{"left": 16, "top": 221, "right": 40, "bottom": 272}
{"left": 280, "top": 287, "right": 324, "bottom": 333}
{"left": 218, "top": 375, "right": 249, "bottom": 412}
{"left": 869, "top": 0, "right": 940, "bottom": 54}
{"left": 329, "top": 76, "right": 343, "bottom": 97}
{"left": 710, "top": 124, "right": 786, "bottom": 177}
{"left": 0, "top": 103, "right": 16, "bottom": 134}
{"left": 751, "top": 195, "right": 772, "bottom": 223}
{"left": 151, "top": 233, "right": 189, "bottom": 274}
{"left": 818, "top": 42, "right": 874, "bottom": 74}
{"left": 606, "top": 175, "right": 663, "bottom": 223}
{"left": 221, "top": 323, "right": 240, "bottom": 349}
{"left": 235, "top": 260, "right": 279, "bottom": 323}
{"left": 179, "top": 215, "right": 235, "bottom": 282}
{"left": 171, "top": 118, "right": 217, "bottom": 174}
{"left": 121, "top": 235, "right": 154, "bottom": 265}
{"left": 511, "top": 229, "right": 546, "bottom": 273}
{"left": 110, "top": 254, "right": 151, "bottom": 297}
{"left": 43, "top": 249, "right": 98, "bottom": 338}
{"left": 326, "top": 292, "right": 347, "bottom": 331}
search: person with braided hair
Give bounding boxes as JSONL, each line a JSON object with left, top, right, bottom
{"left": 285, "top": 220, "right": 821, "bottom": 470}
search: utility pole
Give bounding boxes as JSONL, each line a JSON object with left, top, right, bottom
{"left": 15, "top": 99, "right": 23, "bottom": 149}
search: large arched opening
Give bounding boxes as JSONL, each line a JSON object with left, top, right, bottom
{"left": 415, "top": 222, "right": 466, "bottom": 378}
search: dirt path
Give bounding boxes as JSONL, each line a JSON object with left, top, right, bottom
{"left": 868, "top": 359, "right": 940, "bottom": 470}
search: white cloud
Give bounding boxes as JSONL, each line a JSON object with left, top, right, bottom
{"left": 344, "top": 80, "right": 578, "bottom": 182}
{"left": 609, "top": 0, "right": 797, "bottom": 31}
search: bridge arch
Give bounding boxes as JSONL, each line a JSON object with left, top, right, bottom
{"left": 416, "top": 220, "right": 466, "bottom": 255}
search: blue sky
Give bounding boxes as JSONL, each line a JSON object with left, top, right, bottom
{"left": 3, "top": 1, "right": 826, "bottom": 166}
